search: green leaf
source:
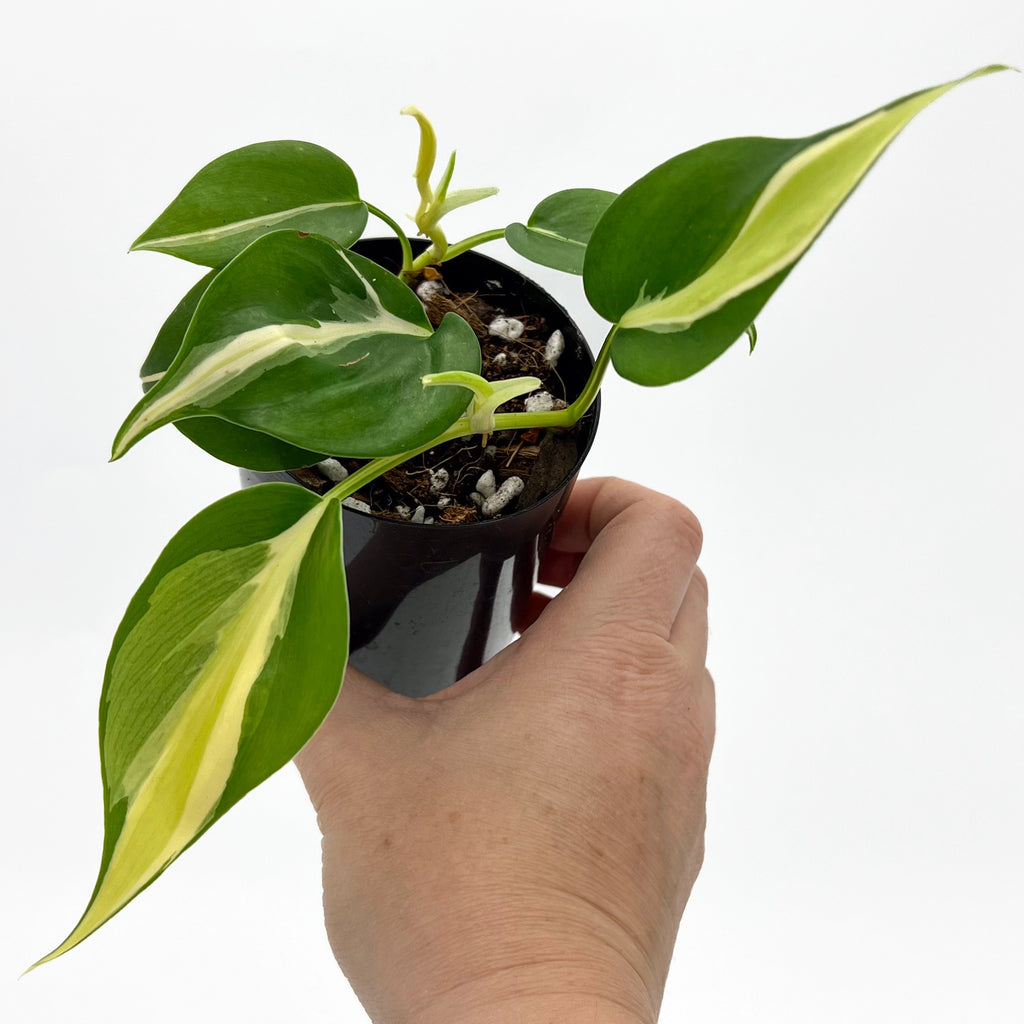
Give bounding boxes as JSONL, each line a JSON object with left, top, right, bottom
{"left": 746, "top": 323, "right": 757, "bottom": 353}
{"left": 506, "top": 188, "right": 618, "bottom": 274}
{"left": 34, "top": 485, "right": 346, "bottom": 965}
{"left": 113, "top": 232, "right": 481, "bottom": 460}
{"left": 131, "top": 141, "right": 369, "bottom": 267}
{"left": 142, "top": 270, "right": 328, "bottom": 471}
{"left": 584, "top": 65, "right": 1011, "bottom": 385}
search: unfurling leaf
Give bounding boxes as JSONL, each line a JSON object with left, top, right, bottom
{"left": 131, "top": 141, "right": 368, "bottom": 267}
{"left": 34, "top": 485, "right": 347, "bottom": 965}
{"left": 584, "top": 65, "right": 1011, "bottom": 385}
{"left": 506, "top": 188, "right": 618, "bottom": 275}
{"left": 421, "top": 371, "right": 542, "bottom": 436}
{"left": 401, "top": 107, "right": 498, "bottom": 253}
{"left": 113, "top": 233, "right": 481, "bottom": 461}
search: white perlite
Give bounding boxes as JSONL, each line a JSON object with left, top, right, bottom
{"left": 416, "top": 279, "right": 444, "bottom": 301}
{"left": 523, "top": 391, "right": 567, "bottom": 413}
{"left": 492, "top": 351, "right": 508, "bottom": 366}
{"left": 410, "top": 505, "right": 427, "bottom": 524}
{"left": 488, "top": 317, "right": 524, "bottom": 341}
{"left": 316, "top": 458, "right": 349, "bottom": 483}
{"left": 437, "top": 495, "right": 452, "bottom": 508}
{"left": 482, "top": 476, "right": 525, "bottom": 517}
{"left": 394, "top": 505, "right": 412, "bottom": 520}
{"left": 544, "top": 330, "right": 564, "bottom": 367}
{"left": 475, "top": 469, "right": 497, "bottom": 498}
{"left": 429, "top": 468, "right": 449, "bottom": 494}
{"left": 342, "top": 497, "right": 371, "bottom": 514}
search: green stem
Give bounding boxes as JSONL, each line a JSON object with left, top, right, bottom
{"left": 488, "top": 327, "right": 615, "bottom": 432}
{"left": 322, "top": 418, "right": 473, "bottom": 503}
{"left": 364, "top": 203, "right": 414, "bottom": 274}
{"left": 565, "top": 323, "right": 617, "bottom": 420}
{"left": 322, "top": 325, "right": 617, "bottom": 506}
{"left": 410, "top": 228, "right": 506, "bottom": 271}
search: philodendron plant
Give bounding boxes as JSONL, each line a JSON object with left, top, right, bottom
{"left": 35, "top": 65, "right": 1009, "bottom": 967}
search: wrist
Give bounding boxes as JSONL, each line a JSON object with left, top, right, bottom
{"left": 392, "top": 949, "right": 658, "bottom": 1024}
{"left": 416, "top": 993, "right": 653, "bottom": 1024}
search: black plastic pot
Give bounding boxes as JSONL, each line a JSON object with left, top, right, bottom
{"left": 241, "top": 239, "right": 599, "bottom": 698}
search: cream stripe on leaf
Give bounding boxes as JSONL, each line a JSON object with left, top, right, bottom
{"left": 583, "top": 65, "right": 1012, "bottom": 386}
{"left": 33, "top": 484, "right": 346, "bottom": 966}
{"left": 113, "top": 233, "right": 481, "bottom": 461}
{"left": 138, "top": 269, "right": 328, "bottom": 471}
{"left": 506, "top": 188, "right": 618, "bottom": 275}
{"left": 131, "top": 141, "right": 368, "bottom": 268}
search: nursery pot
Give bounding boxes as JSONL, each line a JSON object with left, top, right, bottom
{"left": 241, "top": 239, "right": 599, "bottom": 698}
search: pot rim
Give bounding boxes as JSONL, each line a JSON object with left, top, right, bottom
{"left": 317, "top": 239, "right": 602, "bottom": 528}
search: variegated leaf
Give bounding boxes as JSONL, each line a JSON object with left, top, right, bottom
{"left": 35, "top": 485, "right": 346, "bottom": 965}
{"left": 131, "top": 141, "right": 368, "bottom": 267}
{"left": 141, "top": 270, "right": 328, "bottom": 471}
{"left": 113, "top": 232, "right": 481, "bottom": 461}
{"left": 506, "top": 188, "right": 618, "bottom": 275}
{"left": 584, "top": 64, "right": 1011, "bottom": 385}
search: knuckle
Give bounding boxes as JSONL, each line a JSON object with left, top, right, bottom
{"left": 572, "top": 627, "right": 678, "bottom": 696}
{"left": 610, "top": 629, "right": 683, "bottom": 678}
{"left": 644, "top": 495, "right": 703, "bottom": 563}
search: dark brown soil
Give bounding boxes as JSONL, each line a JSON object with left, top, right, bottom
{"left": 295, "top": 268, "right": 584, "bottom": 523}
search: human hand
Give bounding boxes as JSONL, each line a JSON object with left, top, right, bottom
{"left": 295, "top": 477, "right": 714, "bottom": 1024}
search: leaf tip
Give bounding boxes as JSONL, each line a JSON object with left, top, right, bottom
{"left": 23, "top": 934, "right": 74, "bottom": 974}
{"left": 129, "top": 230, "right": 157, "bottom": 254}
{"left": 110, "top": 429, "right": 134, "bottom": 462}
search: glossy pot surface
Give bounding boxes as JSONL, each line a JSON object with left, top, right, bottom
{"left": 242, "top": 240, "right": 599, "bottom": 697}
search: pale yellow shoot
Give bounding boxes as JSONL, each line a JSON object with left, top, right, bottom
{"left": 400, "top": 105, "right": 439, "bottom": 228}
{"left": 421, "top": 370, "right": 541, "bottom": 436}
{"left": 399, "top": 107, "right": 498, "bottom": 259}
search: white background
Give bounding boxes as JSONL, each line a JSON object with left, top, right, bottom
{"left": 2, "top": 1, "right": 1022, "bottom": 1020}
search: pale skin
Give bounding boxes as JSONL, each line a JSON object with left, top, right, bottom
{"left": 296, "top": 477, "right": 714, "bottom": 1024}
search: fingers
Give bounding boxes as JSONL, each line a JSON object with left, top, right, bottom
{"left": 537, "top": 477, "right": 704, "bottom": 641}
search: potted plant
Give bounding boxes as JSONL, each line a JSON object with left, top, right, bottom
{"left": 237, "top": 234, "right": 604, "bottom": 697}
{"left": 33, "top": 64, "right": 1010, "bottom": 967}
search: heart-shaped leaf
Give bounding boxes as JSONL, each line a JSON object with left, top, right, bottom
{"left": 584, "top": 65, "right": 1011, "bottom": 385}
{"left": 34, "top": 485, "right": 346, "bottom": 965}
{"left": 113, "top": 232, "right": 481, "bottom": 460}
{"left": 131, "top": 141, "right": 368, "bottom": 267}
{"left": 141, "top": 271, "right": 328, "bottom": 470}
{"left": 506, "top": 188, "right": 618, "bottom": 274}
